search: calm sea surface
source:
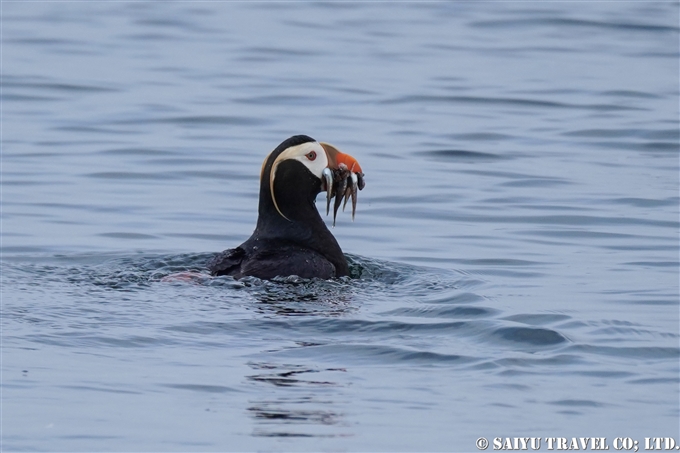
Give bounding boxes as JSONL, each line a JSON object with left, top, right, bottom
{"left": 2, "top": 2, "right": 678, "bottom": 451}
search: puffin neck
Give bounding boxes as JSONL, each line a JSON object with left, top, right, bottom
{"left": 253, "top": 160, "right": 348, "bottom": 275}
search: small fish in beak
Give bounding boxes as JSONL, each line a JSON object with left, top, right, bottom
{"left": 321, "top": 163, "right": 365, "bottom": 226}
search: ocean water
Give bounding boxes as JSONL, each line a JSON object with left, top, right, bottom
{"left": 2, "top": 2, "right": 678, "bottom": 451}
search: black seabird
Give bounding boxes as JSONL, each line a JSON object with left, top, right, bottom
{"left": 208, "top": 135, "right": 365, "bottom": 280}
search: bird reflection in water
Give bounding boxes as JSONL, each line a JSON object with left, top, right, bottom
{"left": 241, "top": 276, "right": 358, "bottom": 317}
{"left": 246, "top": 362, "right": 350, "bottom": 438}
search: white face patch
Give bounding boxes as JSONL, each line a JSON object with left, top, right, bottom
{"left": 269, "top": 141, "right": 329, "bottom": 220}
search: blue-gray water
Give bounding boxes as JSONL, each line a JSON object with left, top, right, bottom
{"left": 2, "top": 3, "right": 678, "bottom": 451}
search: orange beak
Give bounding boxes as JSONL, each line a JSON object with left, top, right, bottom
{"left": 319, "top": 142, "right": 365, "bottom": 226}
{"left": 320, "top": 143, "right": 363, "bottom": 174}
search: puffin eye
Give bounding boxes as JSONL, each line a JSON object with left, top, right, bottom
{"left": 305, "top": 151, "right": 317, "bottom": 161}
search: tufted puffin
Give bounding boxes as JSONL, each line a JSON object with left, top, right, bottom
{"left": 208, "top": 135, "right": 365, "bottom": 280}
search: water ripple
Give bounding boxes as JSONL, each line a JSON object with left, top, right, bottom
{"left": 492, "top": 326, "right": 567, "bottom": 346}
{"left": 471, "top": 17, "right": 680, "bottom": 33}
{"left": 382, "top": 95, "right": 645, "bottom": 111}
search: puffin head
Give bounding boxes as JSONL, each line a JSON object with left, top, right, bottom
{"left": 259, "top": 135, "right": 364, "bottom": 225}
